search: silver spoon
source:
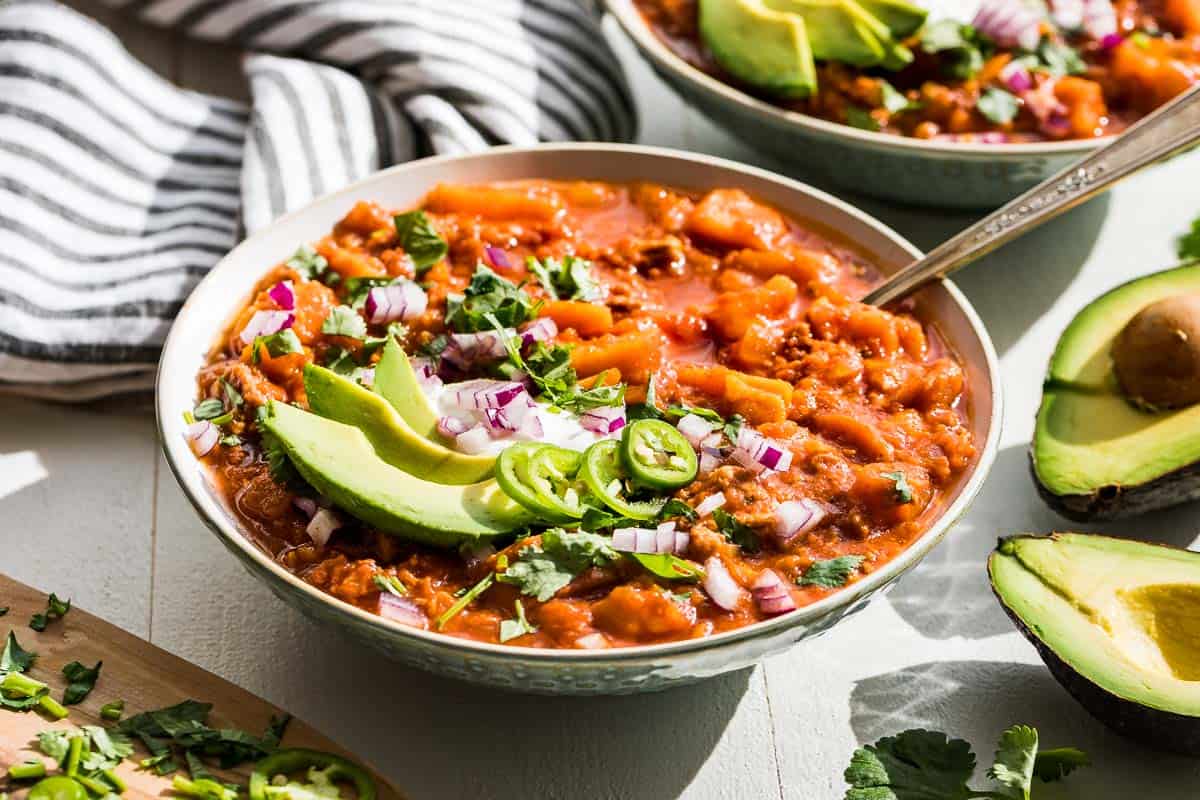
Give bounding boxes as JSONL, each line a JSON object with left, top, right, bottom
{"left": 864, "top": 83, "right": 1200, "bottom": 306}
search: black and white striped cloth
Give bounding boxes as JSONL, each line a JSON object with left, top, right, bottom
{"left": 0, "top": 0, "right": 635, "bottom": 401}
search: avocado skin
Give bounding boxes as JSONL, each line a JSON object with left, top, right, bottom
{"left": 1029, "top": 452, "right": 1200, "bottom": 522}
{"left": 990, "top": 534, "right": 1200, "bottom": 755}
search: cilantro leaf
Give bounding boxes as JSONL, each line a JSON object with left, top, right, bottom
{"left": 0, "top": 607, "right": 7, "bottom": 616}
{"left": 1, "top": 630, "right": 35, "bottom": 672}
{"left": 844, "top": 729, "right": 976, "bottom": 800}
{"left": 658, "top": 499, "right": 698, "bottom": 523}
{"left": 1032, "top": 748, "right": 1090, "bottom": 782}
{"left": 1037, "top": 39, "right": 1085, "bottom": 76}
{"left": 527, "top": 255, "right": 602, "bottom": 301}
{"left": 498, "top": 599, "right": 538, "bottom": 643}
{"left": 880, "top": 81, "right": 918, "bottom": 115}
{"left": 713, "top": 508, "right": 760, "bottom": 553}
{"left": 251, "top": 329, "right": 303, "bottom": 363}
{"left": 221, "top": 379, "right": 243, "bottom": 409}
{"left": 885, "top": 471, "right": 914, "bottom": 503}
{"left": 344, "top": 276, "right": 395, "bottom": 309}
{"left": 30, "top": 592, "right": 71, "bottom": 631}
{"left": 846, "top": 107, "right": 881, "bottom": 132}
{"left": 394, "top": 210, "right": 447, "bottom": 274}
{"left": 445, "top": 264, "right": 539, "bottom": 332}
{"left": 987, "top": 725, "right": 1038, "bottom": 799}
{"left": 798, "top": 555, "right": 865, "bottom": 588}
{"left": 256, "top": 406, "right": 301, "bottom": 487}
{"left": 285, "top": 245, "right": 329, "bottom": 281}
{"left": 921, "top": 20, "right": 989, "bottom": 79}
{"left": 976, "top": 88, "right": 1019, "bottom": 125}
{"left": 62, "top": 660, "right": 102, "bottom": 705}
{"left": 629, "top": 553, "right": 705, "bottom": 582}
{"left": 499, "top": 529, "right": 619, "bottom": 601}
{"left": 37, "top": 729, "right": 72, "bottom": 761}
{"left": 1178, "top": 216, "right": 1200, "bottom": 261}
{"left": 580, "top": 504, "right": 636, "bottom": 532}
{"left": 192, "top": 398, "right": 227, "bottom": 422}
{"left": 321, "top": 305, "right": 367, "bottom": 340}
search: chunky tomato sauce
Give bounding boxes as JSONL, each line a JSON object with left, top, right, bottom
{"left": 194, "top": 180, "right": 975, "bottom": 648}
{"left": 637, "top": 0, "right": 1200, "bottom": 142}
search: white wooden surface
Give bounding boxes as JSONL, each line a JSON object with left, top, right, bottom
{"left": 5, "top": 3, "right": 1200, "bottom": 797}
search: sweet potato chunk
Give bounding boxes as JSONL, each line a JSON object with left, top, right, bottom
{"left": 425, "top": 183, "right": 563, "bottom": 222}
{"left": 570, "top": 330, "right": 662, "bottom": 386}
{"left": 541, "top": 300, "right": 614, "bottom": 337}
{"left": 686, "top": 189, "right": 787, "bottom": 250}
{"left": 726, "top": 373, "right": 788, "bottom": 423}
{"left": 1165, "top": 0, "right": 1200, "bottom": 33}
{"left": 710, "top": 275, "right": 799, "bottom": 340}
{"left": 1053, "top": 76, "right": 1108, "bottom": 139}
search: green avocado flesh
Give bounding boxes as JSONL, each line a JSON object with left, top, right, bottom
{"left": 373, "top": 338, "right": 440, "bottom": 439}
{"left": 698, "top": 0, "right": 924, "bottom": 96}
{"left": 1033, "top": 264, "right": 1200, "bottom": 510}
{"left": 260, "top": 401, "right": 531, "bottom": 547}
{"left": 304, "top": 363, "right": 494, "bottom": 485}
{"left": 991, "top": 534, "right": 1200, "bottom": 722}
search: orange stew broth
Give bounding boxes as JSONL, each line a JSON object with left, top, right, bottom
{"left": 636, "top": 0, "right": 1200, "bottom": 142}
{"left": 196, "top": 180, "right": 975, "bottom": 649}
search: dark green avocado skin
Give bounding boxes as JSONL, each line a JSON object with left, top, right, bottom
{"left": 1029, "top": 452, "right": 1200, "bottom": 522}
{"left": 989, "top": 553, "right": 1200, "bottom": 755}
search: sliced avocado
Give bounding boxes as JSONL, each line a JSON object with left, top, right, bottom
{"left": 990, "top": 533, "right": 1200, "bottom": 754}
{"left": 855, "top": 0, "right": 927, "bottom": 37}
{"left": 373, "top": 338, "right": 440, "bottom": 440}
{"left": 1033, "top": 264, "right": 1200, "bottom": 520}
{"left": 260, "top": 401, "right": 531, "bottom": 547}
{"left": 304, "top": 363, "right": 494, "bottom": 485}
{"left": 699, "top": 0, "right": 818, "bottom": 98}
{"left": 765, "top": 0, "right": 909, "bottom": 67}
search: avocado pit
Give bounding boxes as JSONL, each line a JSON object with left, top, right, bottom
{"left": 1112, "top": 294, "right": 1200, "bottom": 410}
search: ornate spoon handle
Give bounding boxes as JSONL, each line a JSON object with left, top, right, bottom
{"left": 863, "top": 83, "right": 1200, "bottom": 307}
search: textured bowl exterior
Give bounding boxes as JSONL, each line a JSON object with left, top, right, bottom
{"left": 604, "top": 0, "right": 1101, "bottom": 209}
{"left": 157, "top": 144, "right": 1002, "bottom": 694}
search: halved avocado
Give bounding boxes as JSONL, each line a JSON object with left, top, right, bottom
{"left": 990, "top": 533, "right": 1200, "bottom": 754}
{"left": 699, "top": 0, "right": 818, "bottom": 98}
{"left": 373, "top": 338, "right": 440, "bottom": 440}
{"left": 304, "top": 363, "right": 494, "bottom": 485}
{"left": 260, "top": 401, "right": 530, "bottom": 547}
{"left": 765, "top": 0, "right": 910, "bottom": 68}
{"left": 1032, "top": 264, "right": 1200, "bottom": 520}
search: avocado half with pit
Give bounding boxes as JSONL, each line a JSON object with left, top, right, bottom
{"left": 1032, "top": 263, "right": 1200, "bottom": 520}
{"left": 990, "top": 533, "right": 1200, "bottom": 754}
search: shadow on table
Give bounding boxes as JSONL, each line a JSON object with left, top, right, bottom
{"left": 848, "top": 659, "right": 1199, "bottom": 798}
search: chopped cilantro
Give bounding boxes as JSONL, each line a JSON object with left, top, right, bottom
{"left": 436, "top": 573, "right": 494, "bottom": 629}
{"left": 321, "top": 305, "right": 367, "bottom": 340}
{"left": 256, "top": 407, "right": 300, "bottom": 486}
{"left": 657, "top": 499, "right": 698, "bottom": 523}
{"left": 797, "top": 555, "right": 865, "bottom": 588}
{"left": 0, "top": 607, "right": 7, "bottom": 616}
{"left": 844, "top": 725, "right": 1088, "bottom": 800}
{"left": 286, "top": 245, "right": 329, "bottom": 282}
{"left": 372, "top": 574, "right": 407, "bottom": 597}
{"left": 580, "top": 504, "right": 635, "bottom": 532}
{"left": 499, "top": 529, "right": 619, "bottom": 601}
{"left": 29, "top": 593, "right": 70, "bottom": 631}
{"left": 219, "top": 434, "right": 242, "bottom": 447}
{"left": 723, "top": 414, "right": 745, "bottom": 445}
{"left": 394, "top": 210, "right": 448, "bottom": 274}
{"left": 845, "top": 107, "right": 881, "bottom": 132}
{"left": 1037, "top": 39, "right": 1086, "bottom": 76}
{"left": 921, "top": 20, "right": 989, "bottom": 79}
{"left": 192, "top": 398, "right": 226, "bottom": 422}
{"left": 498, "top": 599, "right": 538, "bottom": 643}
{"left": 61, "top": 660, "right": 102, "bottom": 704}
{"left": 629, "top": 553, "right": 705, "bottom": 582}
{"left": 100, "top": 699, "right": 125, "bottom": 721}
{"left": 1, "top": 631, "right": 35, "bottom": 673}
{"left": 1178, "top": 215, "right": 1200, "bottom": 260}
{"left": 251, "top": 329, "right": 303, "bottom": 364}
{"left": 885, "top": 470, "right": 914, "bottom": 503}
{"left": 446, "top": 265, "right": 539, "bottom": 332}
{"left": 879, "top": 81, "right": 919, "bottom": 115}
{"left": 527, "top": 254, "right": 602, "bottom": 301}
{"left": 712, "top": 508, "right": 759, "bottom": 553}
{"left": 343, "top": 276, "right": 395, "bottom": 309}
{"left": 976, "top": 87, "right": 1019, "bottom": 124}
{"left": 221, "top": 379, "right": 243, "bottom": 409}
{"left": 492, "top": 323, "right": 625, "bottom": 413}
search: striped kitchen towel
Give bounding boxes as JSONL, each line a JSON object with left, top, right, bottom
{"left": 0, "top": 0, "right": 636, "bottom": 401}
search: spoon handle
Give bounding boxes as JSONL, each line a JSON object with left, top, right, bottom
{"left": 862, "top": 83, "right": 1200, "bottom": 307}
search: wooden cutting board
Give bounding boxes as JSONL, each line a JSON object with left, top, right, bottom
{"left": 0, "top": 575, "right": 404, "bottom": 799}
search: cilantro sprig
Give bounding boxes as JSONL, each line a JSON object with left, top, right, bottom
{"left": 797, "top": 555, "right": 865, "bottom": 589}
{"left": 394, "top": 210, "right": 447, "bottom": 275}
{"left": 498, "top": 529, "right": 619, "bottom": 601}
{"left": 527, "top": 255, "right": 602, "bottom": 301}
{"left": 446, "top": 264, "right": 539, "bottom": 332}
{"left": 844, "top": 725, "right": 1088, "bottom": 800}
{"left": 498, "top": 599, "right": 538, "bottom": 643}
{"left": 30, "top": 593, "right": 71, "bottom": 632}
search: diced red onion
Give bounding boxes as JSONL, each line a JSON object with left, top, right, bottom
{"left": 1000, "top": 60, "right": 1033, "bottom": 93}
{"left": 733, "top": 426, "right": 792, "bottom": 473}
{"left": 268, "top": 280, "right": 295, "bottom": 310}
{"left": 1099, "top": 32, "right": 1124, "bottom": 50}
{"left": 580, "top": 405, "right": 627, "bottom": 435}
{"left": 676, "top": 414, "right": 716, "bottom": 448}
{"left": 484, "top": 246, "right": 511, "bottom": 271}
{"left": 703, "top": 557, "right": 744, "bottom": 612}
{"left": 483, "top": 401, "right": 531, "bottom": 436}
{"left": 613, "top": 527, "right": 658, "bottom": 554}
{"left": 972, "top": 0, "right": 1043, "bottom": 50}
{"left": 695, "top": 492, "right": 726, "bottom": 517}
{"left": 238, "top": 309, "right": 294, "bottom": 346}
{"left": 1023, "top": 77, "right": 1066, "bottom": 123}
{"left": 185, "top": 420, "right": 218, "bottom": 457}
{"left": 411, "top": 357, "right": 437, "bottom": 380}
{"left": 292, "top": 496, "right": 318, "bottom": 519}
{"left": 774, "top": 499, "right": 826, "bottom": 545}
{"left": 442, "top": 331, "right": 512, "bottom": 368}
{"left": 674, "top": 531, "right": 690, "bottom": 554}
{"left": 575, "top": 632, "right": 609, "bottom": 649}
{"left": 1082, "top": 0, "right": 1117, "bottom": 40}
{"left": 699, "top": 449, "right": 723, "bottom": 474}
{"left": 455, "top": 425, "right": 493, "bottom": 454}
{"left": 1049, "top": 0, "right": 1083, "bottom": 30}
{"left": 1041, "top": 111, "right": 1073, "bottom": 137}
{"left": 514, "top": 409, "right": 544, "bottom": 441}
{"left": 751, "top": 570, "right": 797, "bottom": 616}
{"left": 437, "top": 415, "right": 471, "bottom": 439}
{"left": 306, "top": 508, "right": 342, "bottom": 547}
{"left": 365, "top": 280, "right": 427, "bottom": 325}
{"left": 656, "top": 521, "right": 679, "bottom": 554}
{"left": 379, "top": 593, "right": 427, "bottom": 628}
{"left": 520, "top": 317, "right": 558, "bottom": 348}
{"left": 449, "top": 379, "right": 528, "bottom": 410}
{"left": 359, "top": 368, "right": 375, "bottom": 388}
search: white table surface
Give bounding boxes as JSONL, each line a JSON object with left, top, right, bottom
{"left": 6, "top": 3, "right": 1200, "bottom": 798}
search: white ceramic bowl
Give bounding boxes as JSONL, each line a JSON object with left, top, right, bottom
{"left": 157, "top": 144, "right": 1002, "bottom": 694}
{"left": 605, "top": 0, "right": 1105, "bottom": 209}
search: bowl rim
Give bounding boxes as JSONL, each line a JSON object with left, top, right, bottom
{"left": 156, "top": 142, "right": 1003, "bottom": 665}
{"left": 603, "top": 0, "right": 1113, "bottom": 159}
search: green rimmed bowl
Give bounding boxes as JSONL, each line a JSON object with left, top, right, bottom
{"left": 605, "top": 0, "right": 1106, "bottom": 209}
{"left": 157, "top": 144, "right": 1001, "bottom": 694}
